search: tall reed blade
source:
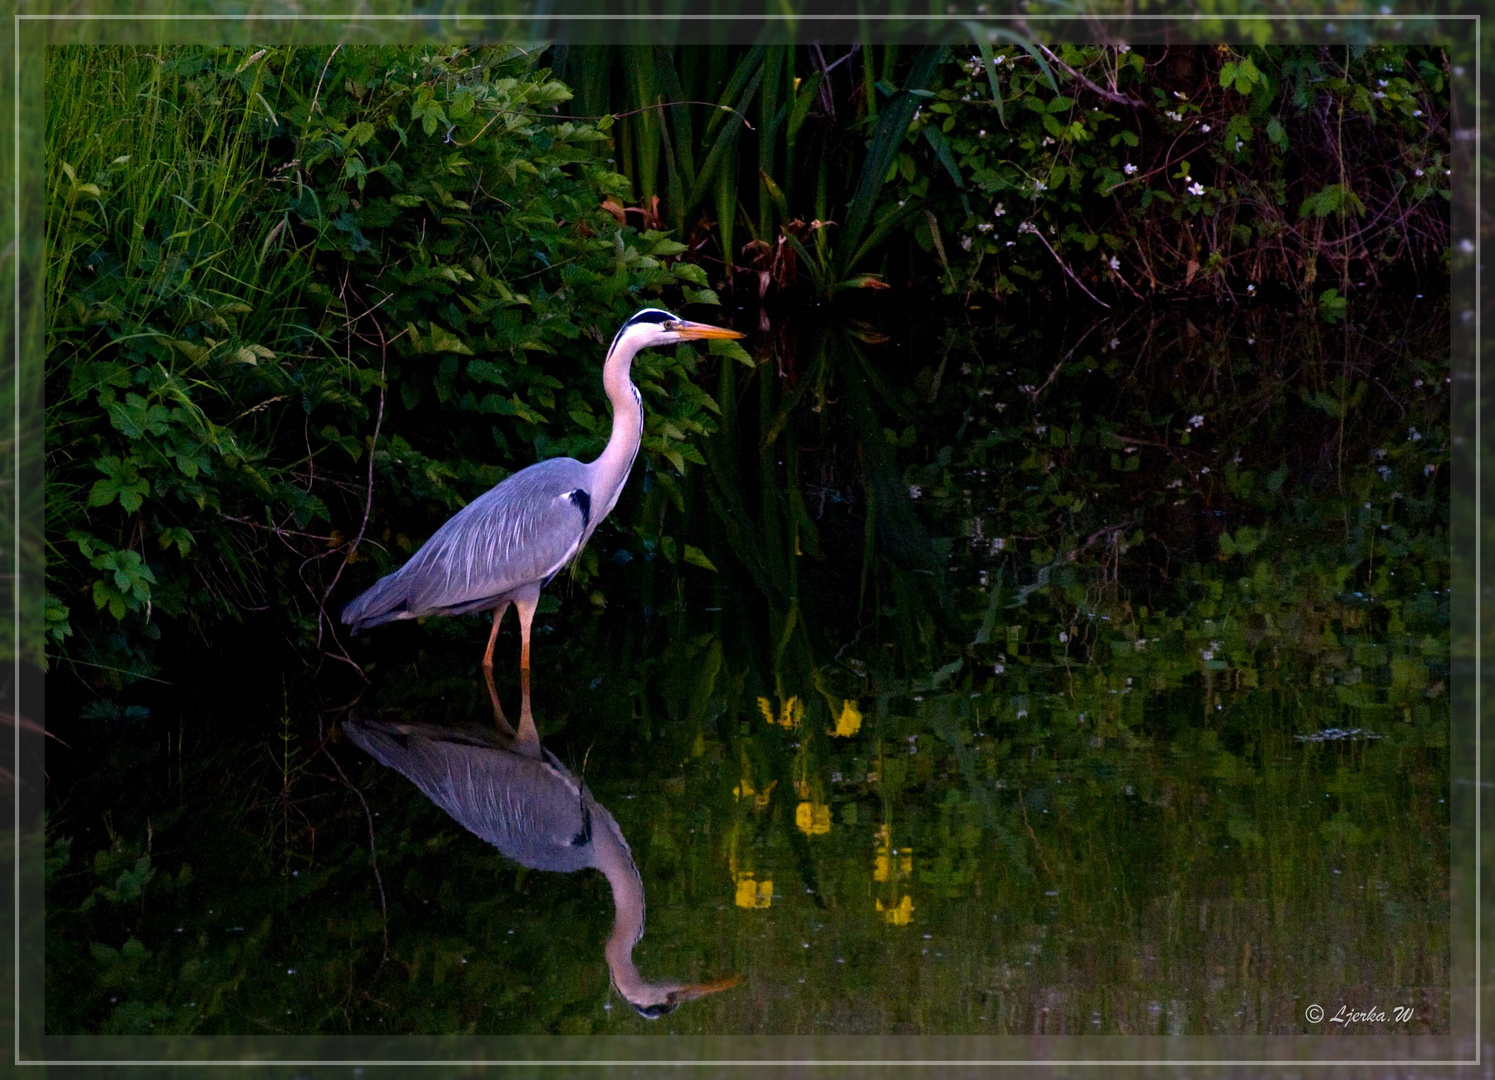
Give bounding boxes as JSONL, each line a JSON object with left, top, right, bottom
{"left": 835, "top": 44, "right": 944, "bottom": 282}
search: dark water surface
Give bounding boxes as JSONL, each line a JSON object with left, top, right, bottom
{"left": 45, "top": 303, "right": 1451, "bottom": 1038}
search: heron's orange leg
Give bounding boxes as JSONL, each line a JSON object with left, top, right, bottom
{"left": 512, "top": 591, "right": 541, "bottom": 758}
{"left": 482, "top": 600, "right": 511, "bottom": 672}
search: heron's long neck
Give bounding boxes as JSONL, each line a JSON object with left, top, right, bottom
{"left": 589, "top": 346, "right": 644, "bottom": 516}
{"left": 595, "top": 814, "right": 649, "bottom": 999}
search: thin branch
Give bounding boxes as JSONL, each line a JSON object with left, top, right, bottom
{"left": 1019, "top": 222, "right": 1111, "bottom": 309}
{"left": 1029, "top": 37, "right": 1146, "bottom": 109}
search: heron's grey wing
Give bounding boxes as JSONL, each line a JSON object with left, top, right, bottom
{"left": 343, "top": 458, "right": 592, "bottom": 627}
{"left": 344, "top": 718, "right": 594, "bottom": 872}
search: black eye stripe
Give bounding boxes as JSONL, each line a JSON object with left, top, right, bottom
{"left": 627, "top": 308, "right": 676, "bottom": 326}
{"left": 608, "top": 309, "right": 680, "bottom": 356}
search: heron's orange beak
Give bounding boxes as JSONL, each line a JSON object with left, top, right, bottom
{"left": 669, "top": 974, "right": 744, "bottom": 1002}
{"left": 671, "top": 319, "right": 745, "bottom": 341}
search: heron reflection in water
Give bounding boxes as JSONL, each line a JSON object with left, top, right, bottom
{"left": 342, "top": 681, "right": 740, "bottom": 1018}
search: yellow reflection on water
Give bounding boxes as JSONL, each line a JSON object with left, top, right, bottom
{"left": 795, "top": 801, "right": 832, "bottom": 835}
{"left": 876, "top": 895, "right": 915, "bottom": 925}
{"left": 829, "top": 699, "right": 863, "bottom": 737}
{"left": 757, "top": 696, "right": 803, "bottom": 729}
{"left": 734, "top": 872, "right": 774, "bottom": 909}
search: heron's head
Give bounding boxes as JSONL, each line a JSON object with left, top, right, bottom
{"left": 616, "top": 974, "right": 743, "bottom": 1019}
{"left": 607, "top": 308, "right": 744, "bottom": 362}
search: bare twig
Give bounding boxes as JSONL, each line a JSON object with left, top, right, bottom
{"left": 1019, "top": 222, "right": 1111, "bottom": 309}
{"left": 1028, "top": 37, "right": 1146, "bottom": 109}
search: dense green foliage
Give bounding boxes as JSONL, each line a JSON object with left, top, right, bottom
{"left": 900, "top": 41, "right": 1450, "bottom": 303}
{"left": 46, "top": 45, "right": 740, "bottom": 687}
{"left": 554, "top": 38, "right": 1449, "bottom": 303}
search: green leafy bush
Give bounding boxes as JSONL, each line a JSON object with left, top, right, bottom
{"left": 46, "top": 45, "right": 729, "bottom": 688}
{"left": 892, "top": 41, "right": 1450, "bottom": 302}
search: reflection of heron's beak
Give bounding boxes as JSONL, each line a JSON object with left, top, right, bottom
{"left": 672, "top": 320, "right": 745, "bottom": 341}
{"left": 669, "top": 974, "right": 744, "bottom": 1002}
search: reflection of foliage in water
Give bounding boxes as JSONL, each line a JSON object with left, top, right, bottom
{"left": 44, "top": 306, "right": 1448, "bottom": 1037}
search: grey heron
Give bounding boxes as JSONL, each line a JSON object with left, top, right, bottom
{"left": 341, "top": 309, "right": 744, "bottom": 712}
{"left": 343, "top": 699, "right": 741, "bottom": 1017}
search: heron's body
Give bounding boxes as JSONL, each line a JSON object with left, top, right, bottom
{"left": 343, "top": 713, "right": 739, "bottom": 1015}
{"left": 341, "top": 309, "right": 742, "bottom": 711}
{"left": 341, "top": 456, "right": 603, "bottom": 628}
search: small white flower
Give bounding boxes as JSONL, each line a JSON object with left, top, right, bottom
{"left": 1234, "top": 139, "right": 1244, "bottom": 151}
{"left": 1123, "top": 163, "right": 1138, "bottom": 175}
{"left": 1173, "top": 91, "right": 1186, "bottom": 100}
{"left": 1188, "top": 415, "right": 1204, "bottom": 428}
{"left": 1041, "top": 136, "right": 1055, "bottom": 146}
{"left": 1168, "top": 478, "right": 1183, "bottom": 489}
{"left": 1187, "top": 181, "right": 1205, "bottom": 196}
{"left": 1109, "top": 337, "right": 1120, "bottom": 349}
{"left": 1058, "top": 631, "right": 1068, "bottom": 643}
{"left": 1415, "top": 168, "right": 1424, "bottom": 176}
{"left": 1117, "top": 44, "right": 1131, "bottom": 53}
{"left": 1247, "top": 284, "right": 1256, "bottom": 293}
{"left": 1378, "top": 79, "right": 1388, "bottom": 87}
{"left": 993, "top": 203, "right": 1006, "bottom": 217}
{"left": 1006, "top": 240, "right": 1015, "bottom": 247}
{"left": 1201, "top": 124, "right": 1211, "bottom": 132}
{"left": 1108, "top": 256, "right": 1120, "bottom": 270}
{"left": 1033, "top": 179, "right": 1047, "bottom": 191}
{"left": 1165, "top": 110, "right": 1182, "bottom": 122}
{"left": 1377, "top": 465, "right": 1392, "bottom": 480}
{"left": 1199, "top": 466, "right": 1210, "bottom": 475}
{"left": 1373, "top": 91, "right": 1386, "bottom": 100}
{"left": 1413, "top": 109, "right": 1422, "bottom": 117}
{"left": 908, "top": 485, "right": 923, "bottom": 499}
{"left": 960, "top": 235, "right": 973, "bottom": 251}
{"left": 977, "top": 222, "right": 992, "bottom": 232}
{"left": 1408, "top": 426, "right": 1422, "bottom": 441}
